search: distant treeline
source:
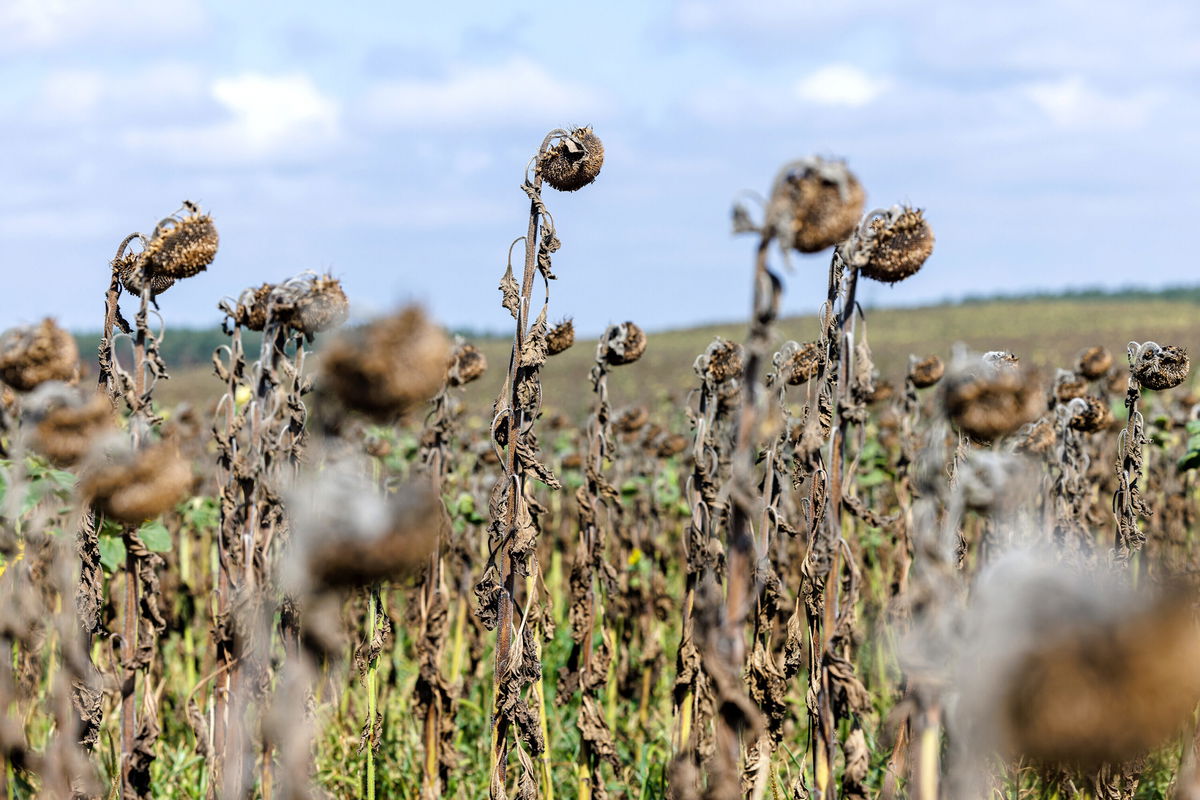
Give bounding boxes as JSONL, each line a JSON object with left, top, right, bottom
{"left": 72, "top": 328, "right": 265, "bottom": 373}
{"left": 954, "top": 284, "right": 1200, "bottom": 306}
{"left": 68, "top": 285, "right": 1200, "bottom": 370}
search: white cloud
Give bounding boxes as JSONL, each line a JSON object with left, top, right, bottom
{"left": 795, "top": 65, "right": 889, "bottom": 108}
{"left": 0, "top": 0, "right": 205, "bottom": 50}
{"left": 1024, "top": 76, "right": 1163, "bottom": 130}
{"left": 362, "top": 57, "right": 607, "bottom": 129}
{"left": 121, "top": 73, "right": 342, "bottom": 164}
{"left": 211, "top": 73, "right": 339, "bottom": 150}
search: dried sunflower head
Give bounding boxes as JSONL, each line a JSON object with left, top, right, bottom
{"left": 540, "top": 127, "right": 604, "bottom": 192}
{"left": 857, "top": 206, "right": 934, "bottom": 284}
{"left": 286, "top": 468, "right": 440, "bottom": 592}
{"left": 600, "top": 321, "right": 646, "bottom": 366}
{"left": 699, "top": 338, "right": 744, "bottom": 385}
{"left": 80, "top": 440, "right": 193, "bottom": 524}
{"left": 1052, "top": 371, "right": 1088, "bottom": 404}
{"left": 448, "top": 342, "right": 487, "bottom": 387}
{"left": 0, "top": 319, "right": 79, "bottom": 392}
{"left": 319, "top": 306, "right": 450, "bottom": 421}
{"left": 655, "top": 433, "right": 689, "bottom": 459}
{"left": 1131, "top": 343, "right": 1189, "bottom": 391}
{"left": 960, "top": 560, "right": 1200, "bottom": 772}
{"left": 117, "top": 254, "right": 177, "bottom": 297}
{"left": 1077, "top": 346, "right": 1113, "bottom": 380}
{"left": 117, "top": 202, "right": 218, "bottom": 296}
{"left": 141, "top": 205, "right": 219, "bottom": 280}
{"left": 942, "top": 354, "right": 1044, "bottom": 441}
{"left": 547, "top": 319, "right": 575, "bottom": 356}
{"left": 781, "top": 341, "right": 823, "bottom": 386}
{"left": 23, "top": 383, "right": 114, "bottom": 466}
{"left": 233, "top": 283, "right": 275, "bottom": 331}
{"left": 778, "top": 158, "right": 865, "bottom": 253}
{"left": 908, "top": 354, "right": 945, "bottom": 389}
{"left": 614, "top": 406, "right": 650, "bottom": 434}
{"left": 867, "top": 379, "right": 894, "bottom": 405}
{"left": 1066, "top": 396, "right": 1112, "bottom": 433}
{"left": 291, "top": 275, "right": 349, "bottom": 335}
{"left": 1013, "top": 418, "right": 1056, "bottom": 456}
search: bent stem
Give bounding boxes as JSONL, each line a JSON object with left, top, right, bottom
{"left": 366, "top": 585, "right": 379, "bottom": 800}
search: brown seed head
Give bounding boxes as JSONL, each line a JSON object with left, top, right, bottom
{"left": 1131, "top": 343, "right": 1189, "bottom": 391}
{"left": 320, "top": 306, "right": 450, "bottom": 421}
{"left": 448, "top": 342, "right": 488, "bottom": 387}
{"left": 233, "top": 283, "right": 275, "bottom": 331}
{"left": 292, "top": 473, "right": 441, "bottom": 591}
{"left": 117, "top": 253, "right": 177, "bottom": 297}
{"left": 701, "top": 338, "right": 744, "bottom": 385}
{"left": 1077, "top": 346, "right": 1113, "bottom": 380}
{"left": 1013, "top": 418, "right": 1056, "bottom": 456}
{"left": 141, "top": 208, "right": 219, "bottom": 279}
{"left": 908, "top": 354, "right": 945, "bottom": 389}
{"left": 859, "top": 207, "right": 934, "bottom": 284}
{"left": 943, "top": 357, "right": 1045, "bottom": 441}
{"left": 1053, "top": 371, "right": 1088, "bottom": 404}
{"left": 0, "top": 319, "right": 79, "bottom": 392}
{"left": 540, "top": 127, "right": 604, "bottom": 192}
{"left": 600, "top": 321, "right": 646, "bottom": 366}
{"left": 780, "top": 158, "right": 865, "bottom": 253}
{"left": 364, "top": 435, "right": 392, "bottom": 459}
{"left": 615, "top": 406, "right": 650, "bottom": 434}
{"left": 547, "top": 319, "right": 575, "bottom": 356}
{"left": 24, "top": 384, "right": 114, "bottom": 466}
{"left": 782, "top": 341, "right": 823, "bottom": 386}
{"left": 999, "top": 586, "right": 1200, "bottom": 769}
{"left": 867, "top": 379, "right": 894, "bottom": 405}
{"left": 80, "top": 441, "right": 192, "bottom": 524}
{"left": 291, "top": 276, "right": 349, "bottom": 335}
{"left": 545, "top": 412, "right": 571, "bottom": 431}
{"left": 1067, "top": 396, "right": 1112, "bottom": 433}
{"left": 655, "top": 433, "right": 689, "bottom": 459}
{"left": 560, "top": 452, "right": 583, "bottom": 470}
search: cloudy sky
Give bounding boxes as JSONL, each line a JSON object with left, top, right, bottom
{"left": 2, "top": 0, "right": 1197, "bottom": 335}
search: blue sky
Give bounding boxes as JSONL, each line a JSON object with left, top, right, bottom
{"left": 2, "top": 0, "right": 1198, "bottom": 335}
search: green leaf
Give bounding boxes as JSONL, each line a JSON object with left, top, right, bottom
{"left": 857, "top": 469, "right": 890, "bottom": 488}
{"left": 99, "top": 535, "right": 126, "bottom": 572}
{"left": 455, "top": 492, "right": 476, "bottom": 517}
{"left": 46, "top": 469, "right": 77, "bottom": 490}
{"left": 20, "top": 479, "right": 51, "bottom": 516}
{"left": 139, "top": 520, "right": 172, "bottom": 552}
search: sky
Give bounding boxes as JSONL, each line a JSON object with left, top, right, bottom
{"left": 2, "top": 0, "right": 1198, "bottom": 335}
